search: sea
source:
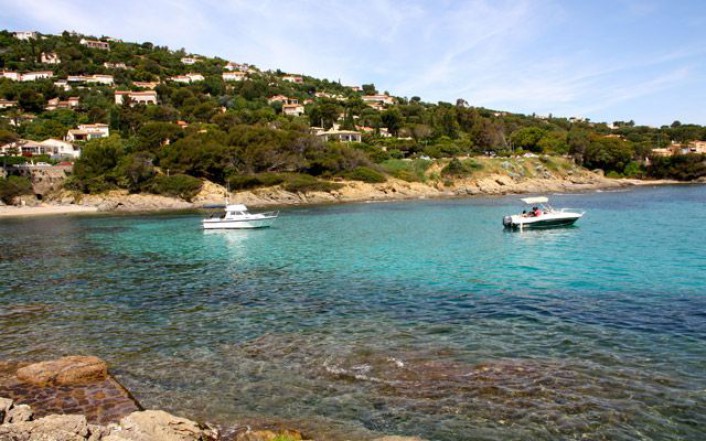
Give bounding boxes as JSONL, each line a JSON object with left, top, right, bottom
{"left": 1, "top": 184, "right": 705, "bottom": 440}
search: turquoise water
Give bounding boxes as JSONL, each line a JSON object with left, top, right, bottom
{"left": 1, "top": 185, "right": 705, "bottom": 440}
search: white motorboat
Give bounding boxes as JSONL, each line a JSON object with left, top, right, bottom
{"left": 202, "top": 203, "right": 278, "bottom": 229}
{"left": 502, "top": 196, "right": 584, "bottom": 230}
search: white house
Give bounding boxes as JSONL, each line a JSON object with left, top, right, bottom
{"left": 222, "top": 71, "right": 246, "bottom": 81}
{"left": 103, "top": 62, "right": 127, "bottom": 69}
{"left": 362, "top": 94, "right": 395, "bottom": 106}
{"left": 54, "top": 79, "right": 72, "bottom": 91}
{"left": 282, "top": 75, "right": 303, "bottom": 83}
{"left": 14, "top": 31, "right": 37, "bottom": 40}
{"left": 0, "top": 99, "right": 17, "bottom": 109}
{"left": 1, "top": 71, "right": 21, "bottom": 81}
{"left": 0, "top": 139, "right": 44, "bottom": 156}
{"left": 86, "top": 74, "right": 114, "bottom": 85}
{"left": 282, "top": 103, "right": 305, "bottom": 116}
{"left": 267, "top": 95, "right": 290, "bottom": 104}
{"left": 181, "top": 57, "right": 199, "bottom": 65}
{"left": 46, "top": 97, "right": 80, "bottom": 110}
{"left": 21, "top": 71, "right": 54, "bottom": 81}
{"left": 40, "top": 139, "right": 80, "bottom": 159}
{"left": 170, "top": 73, "right": 204, "bottom": 84}
{"left": 225, "top": 62, "right": 249, "bottom": 72}
{"left": 133, "top": 81, "right": 159, "bottom": 89}
{"left": 115, "top": 91, "right": 158, "bottom": 106}
{"left": 65, "top": 123, "right": 110, "bottom": 142}
{"left": 186, "top": 73, "right": 205, "bottom": 82}
{"left": 314, "top": 129, "right": 362, "bottom": 143}
{"left": 80, "top": 38, "right": 110, "bottom": 50}
{"left": 41, "top": 52, "right": 61, "bottom": 64}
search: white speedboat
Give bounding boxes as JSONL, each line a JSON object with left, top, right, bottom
{"left": 503, "top": 196, "right": 583, "bottom": 230}
{"left": 202, "top": 203, "right": 278, "bottom": 229}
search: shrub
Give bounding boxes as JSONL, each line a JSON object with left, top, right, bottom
{"left": 228, "top": 174, "right": 263, "bottom": 191}
{"left": 341, "top": 166, "right": 387, "bottom": 183}
{"left": 441, "top": 158, "right": 482, "bottom": 177}
{"left": 228, "top": 173, "right": 286, "bottom": 190}
{"left": 380, "top": 159, "right": 431, "bottom": 182}
{"left": 0, "top": 175, "right": 33, "bottom": 204}
{"left": 64, "top": 175, "right": 117, "bottom": 194}
{"left": 149, "top": 174, "right": 202, "bottom": 201}
{"left": 647, "top": 153, "right": 706, "bottom": 180}
{"left": 282, "top": 174, "right": 343, "bottom": 193}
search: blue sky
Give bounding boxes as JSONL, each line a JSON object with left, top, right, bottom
{"left": 2, "top": 0, "right": 705, "bottom": 127}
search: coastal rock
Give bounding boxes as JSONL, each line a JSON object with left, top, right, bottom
{"left": 110, "top": 410, "right": 210, "bottom": 441}
{"left": 0, "top": 397, "right": 12, "bottom": 423}
{"left": 6, "top": 403, "right": 33, "bottom": 423}
{"left": 372, "top": 437, "right": 427, "bottom": 441}
{"left": 16, "top": 356, "right": 108, "bottom": 387}
{"left": 0, "top": 414, "right": 89, "bottom": 441}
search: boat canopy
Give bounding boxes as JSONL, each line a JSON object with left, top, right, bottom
{"left": 226, "top": 204, "right": 248, "bottom": 211}
{"left": 521, "top": 196, "right": 549, "bottom": 204}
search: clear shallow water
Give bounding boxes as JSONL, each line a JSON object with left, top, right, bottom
{"left": 1, "top": 185, "right": 705, "bottom": 440}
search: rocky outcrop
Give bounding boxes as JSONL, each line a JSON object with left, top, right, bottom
{"left": 109, "top": 410, "right": 212, "bottom": 441}
{"left": 0, "top": 414, "right": 90, "bottom": 441}
{"left": 36, "top": 157, "right": 637, "bottom": 214}
{"left": 0, "top": 402, "right": 216, "bottom": 441}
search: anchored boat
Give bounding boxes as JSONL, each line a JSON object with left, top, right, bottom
{"left": 503, "top": 196, "right": 584, "bottom": 230}
{"left": 202, "top": 203, "right": 278, "bottom": 229}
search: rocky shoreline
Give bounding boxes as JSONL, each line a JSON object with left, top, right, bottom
{"left": 1, "top": 165, "right": 678, "bottom": 219}
{"left": 0, "top": 356, "right": 423, "bottom": 441}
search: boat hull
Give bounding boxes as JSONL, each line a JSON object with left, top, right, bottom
{"left": 202, "top": 216, "right": 277, "bottom": 229}
{"left": 503, "top": 213, "right": 582, "bottom": 230}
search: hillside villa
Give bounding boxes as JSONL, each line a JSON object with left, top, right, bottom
{"left": 170, "top": 73, "right": 205, "bottom": 83}
{"left": 651, "top": 141, "right": 706, "bottom": 157}
{"left": 46, "top": 97, "right": 80, "bottom": 110}
{"left": 115, "top": 90, "right": 158, "bottom": 106}
{"left": 41, "top": 52, "right": 61, "bottom": 64}
{"left": 65, "top": 123, "right": 110, "bottom": 142}
{"left": 80, "top": 38, "right": 110, "bottom": 50}
{"left": 222, "top": 71, "right": 247, "bottom": 81}
{"left": 282, "top": 75, "right": 303, "bottom": 83}
{"left": 0, "top": 138, "right": 80, "bottom": 159}
{"left": 13, "top": 31, "right": 37, "bottom": 40}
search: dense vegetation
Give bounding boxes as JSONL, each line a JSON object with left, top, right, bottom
{"left": 1, "top": 30, "right": 704, "bottom": 200}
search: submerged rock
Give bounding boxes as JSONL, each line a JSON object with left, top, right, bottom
{"left": 16, "top": 356, "right": 108, "bottom": 387}
{"left": 1, "top": 356, "right": 140, "bottom": 425}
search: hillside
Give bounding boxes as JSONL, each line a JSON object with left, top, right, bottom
{"left": 0, "top": 29, "right": 704, "bottom": 207}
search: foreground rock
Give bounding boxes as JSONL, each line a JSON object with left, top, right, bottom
{"left": 0, "top": 404, "right": 216, "bottom": 441}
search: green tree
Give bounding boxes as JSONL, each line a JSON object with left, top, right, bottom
{"left": 70, "top": 135, "right": 127, "bottom": 192}
{"left": 583, "top": 135, "right": 634, "bottom": 173}
{"left": 0, "top": 175, "right": 33, "bottom": 204}
{"left": 381, "top": 108, "right": 403, "bottom": 137}
{"left": 116, "top": 152, "right": 156, "bottom": 192}
{"left": 510, "top": 127, "right": 546, "bottom": 152}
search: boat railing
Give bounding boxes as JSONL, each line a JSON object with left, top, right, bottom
{"left": 260, "top": 210, "right": 279, "bottom": 218}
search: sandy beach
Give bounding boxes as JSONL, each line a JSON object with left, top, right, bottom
{"left": 0, "top": 204, "right": 99, "bottom": 218}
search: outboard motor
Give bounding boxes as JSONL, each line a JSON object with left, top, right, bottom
{"left": 502, "top": 216, "right": 513, "bottom": 227}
